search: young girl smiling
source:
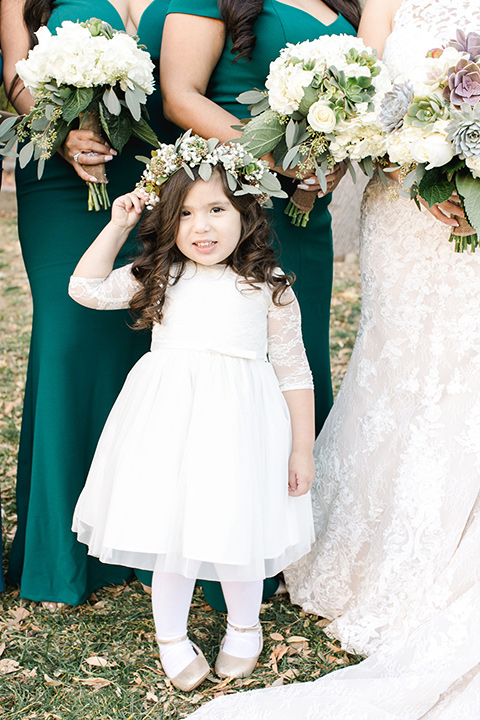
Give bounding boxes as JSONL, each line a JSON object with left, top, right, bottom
{"left": 69, "top": 134, "right": 315, "bottom": 692}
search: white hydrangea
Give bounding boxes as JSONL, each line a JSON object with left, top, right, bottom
{"left": 16, "top": 20, "right": 154, "bottom": 95}
{"left": 330, "top": 112, "right": 387, "bottom": 162}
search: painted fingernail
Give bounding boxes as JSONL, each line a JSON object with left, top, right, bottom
{"left": 325, "top": 169, "right": 332, "bottom": 175}
{"left": 89, "top": 177, "right": 98, "bottom": 183}
{"left": 304, "top": 178, "right": 316, "bottom": 185}
{"left": 105, "top": 155, "right": 113, "bottom": 161}
{"left": 317, "top": 191, "right": 325, "bottom": 198}
{"left": 298, "top": 184, "right": 309, "bottom": 190}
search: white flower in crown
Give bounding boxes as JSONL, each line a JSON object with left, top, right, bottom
{"left": 137, "top": 131, "right": 287, "bottom": 209}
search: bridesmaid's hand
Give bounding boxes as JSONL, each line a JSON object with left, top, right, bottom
{"left": 59, "top": 129, "right": 117, "bottom": 183}
{"left": 297, "top": 162, "right": 347, "bottom": 197}
{"left": 111, "top": 189, "right": 146, "bottom": 231}
{"left": 288, "top": 450, "right": 315, "bottom": 497}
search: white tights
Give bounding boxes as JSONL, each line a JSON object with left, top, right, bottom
{"left": 152, "top": 571, "right": 263, "bottom": 676}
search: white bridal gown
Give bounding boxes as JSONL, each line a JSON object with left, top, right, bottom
{"left": 189, "top": 1, "right": 480, "bottom": 718}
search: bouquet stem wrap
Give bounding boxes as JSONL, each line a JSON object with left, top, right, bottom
{"left": 450, "top": 213, "right": 478, "bottom": 252}
{"left": 81, "top": 111, "right": 110, "bottom": 212}
{"left": 285, "top": 187, "right": 317, "bottom": 227}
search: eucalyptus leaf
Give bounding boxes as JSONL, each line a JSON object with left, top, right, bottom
{"left": 0, "top": 116, "right": 19, "bottom": 135}
{"left": 251, "top": 98, "right": 271, "bottom": 117}
{"left": 226, "top": 172, "right": 238, "bottom": 191}
{"left": 182, "top": 163, "right": 195, "bottom": 180}
{"left": 31, "top": 116, "right": 49, "bottom": 132}
{"left": 198, "top": 162, "right": 212, "bottom": 181}
{"left": 125, "top": 89, "right": 142, "bottom": 121}
{"left": 18, "top": 141, "right": 34, "bottom": 168}
{"left": 285, "top": 119, "right": 297, "bottom": 149}
{"left": 207, "top": 138, "right": 219, "bottom": 153}
{"left": 314, "top": 163, "right": 327, "bottom": 193}
{"left": 236, "top": 90, "right": 266, "bottom": 105}
{"left": 283, "top": 146, "right": 301, "bottom": 170}
{"left": 345, "top": 158, "right": 356, "bottom": 183}
{"left": 103, "top": 87, "right": 121, "bottom": 116}
{"left": 258, "top": 171, "right": 282, "bottom": 191}
{"left": 37, "top": 157, "right": 46, "bottom": 180}
{"left": 456, "top": 172, "right": 480, "bottom": 233}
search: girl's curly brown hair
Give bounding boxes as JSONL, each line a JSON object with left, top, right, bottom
{"left": 129, "top": 166, "right": 292, "bottom": 329}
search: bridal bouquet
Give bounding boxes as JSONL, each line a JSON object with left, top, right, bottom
{"left": 1, "top": 18, "right": 157, "bottom": 210}
{"left": 237, "top": 35, "right": 389, "bottom": 226}
{"left": 381, "top": 31, "right": 480, "bottom": 251}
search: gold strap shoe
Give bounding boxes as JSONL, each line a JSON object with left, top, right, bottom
{"left": 215, "top": 621, "right": 263, "bottom": 679}
{"left": 156, "top": 635, "right": 211, "bottom": 692}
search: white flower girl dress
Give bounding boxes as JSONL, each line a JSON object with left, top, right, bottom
{"left": 70, "top": 261, "right": 314, "bottom": 583}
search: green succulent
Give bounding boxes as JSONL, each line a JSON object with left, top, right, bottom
{"left": 404, "top": 94, "right": 446, "bottom": 128}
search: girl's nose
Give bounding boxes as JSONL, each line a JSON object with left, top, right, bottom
{"left": 194, "top": 214, "right": 210, "bottom": 233}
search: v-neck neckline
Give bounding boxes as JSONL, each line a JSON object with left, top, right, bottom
{"left": 273, "top": 0, "right": 342, "bottom": 28}
{"left": 101, "top": 0, "right": 156, "bottom": 35}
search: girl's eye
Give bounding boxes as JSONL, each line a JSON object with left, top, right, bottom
{"left": 211, "top": 206, "right": 224, "bottom": 214}
{"left": 180, "top": 209, "right": 191, "bottom": 217}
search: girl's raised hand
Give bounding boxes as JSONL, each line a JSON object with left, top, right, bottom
{"left": 111, "top": 189, "right": 146, "bottom": 230}
{"left": 288, "top": 450, "right": 315, "bottom": 497}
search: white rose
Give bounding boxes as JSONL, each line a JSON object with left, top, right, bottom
{"left": 307, "top": 101, "right": 337, "bottom": 133}
{"left": 411, "top": 132, "right": 454, "bottom": 169}
{"left": 466, "top": 156, "right": 480, "bottom": 179}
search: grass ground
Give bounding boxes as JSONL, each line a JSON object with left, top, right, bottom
{"left": 0, "top": 198, "right": 362, "bottom": 719}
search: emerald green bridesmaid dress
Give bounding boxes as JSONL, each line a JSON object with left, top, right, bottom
{"left": 7, "top": 0, "right": 176, "bottom": 605}
{"left": 166, "top": 0, "right": 355, "bottom": 610}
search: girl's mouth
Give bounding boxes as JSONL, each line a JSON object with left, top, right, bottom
{"left": 194, "top": 241, "right": 217, "bottom": 248}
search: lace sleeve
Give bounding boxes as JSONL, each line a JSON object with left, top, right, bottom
{"left": 268, "top": 286, "right": 314, "bottom": 392}
{"left": 68, "top": 264, "right": 140, "bottom": 310}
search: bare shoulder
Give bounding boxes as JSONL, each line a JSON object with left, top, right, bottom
{"left": 359, "top": 0, "right": 404, "bottom": 57}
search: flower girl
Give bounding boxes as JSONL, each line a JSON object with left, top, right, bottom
{"left": 69, "top": 134, "right": 315, "bottom": 692}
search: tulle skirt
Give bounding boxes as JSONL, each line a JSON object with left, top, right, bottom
{"left": 73, "top": 348, "right": 314, "bottom": 582}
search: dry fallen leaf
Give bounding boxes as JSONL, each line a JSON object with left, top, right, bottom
{"left": 78, "top": 677, "right": 112, "bottom": 690}
{"left": 43, "top": 673, "right": 62, "bottom": 687}
{"left": 0, "top": 642, "right": 5, "bottom": 658}
{"left": 145, "top": 690, "right": 158, "bottom": 703}
{"left": 269, "top": 632, "right": 284, "bottom": 641}
{"left": 0, "top": 658, "right": 21, "bottom": 675}
{"left": 85, "top": 656, "right": 116, "bottom": 668}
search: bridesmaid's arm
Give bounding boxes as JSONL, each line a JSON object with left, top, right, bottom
{"left": 1, "top": 0, "right": 34, "bottom": 114}
{"left": 161, "top": 13, "right": 241, "bottom": 141}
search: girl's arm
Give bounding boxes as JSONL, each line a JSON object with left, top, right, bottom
{"left": 283, "top": 389, "right": 315, "bottom": 497}
{"left": 69, "top": 190, "right": 145, "bottom": 310}
{"left": 72, "top": 190, "right": 145, "bottom": 278}
{"left": 268, "top": 287, "right": 315, "bottom": 497}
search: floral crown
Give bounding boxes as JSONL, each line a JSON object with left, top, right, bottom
{"left": 137, "top": 130, "right": 287, "bottom": 209}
